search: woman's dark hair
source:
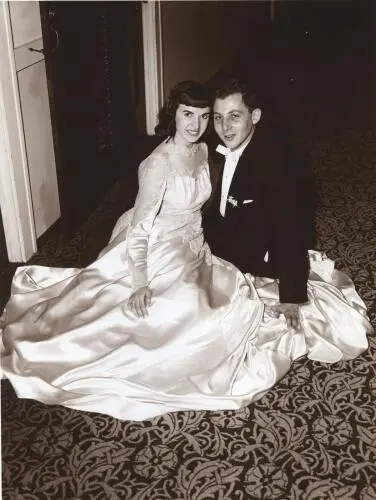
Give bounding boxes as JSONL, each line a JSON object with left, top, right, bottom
{"left": 154, "top": 80, "right": 211, "bottom": 137}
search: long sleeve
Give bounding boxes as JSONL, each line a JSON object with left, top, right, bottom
{"left": 127, "top": 154, "right": 167, "bottom": 290}
{"left": 261, "top": 124, "right": 313, "bottom": 304}
{"left": 271, "top": 173, "right": 310, "bottom": 304}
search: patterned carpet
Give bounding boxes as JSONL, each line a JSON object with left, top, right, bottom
{"left": 2, "top": 26, "right": 376, "bottom": 500}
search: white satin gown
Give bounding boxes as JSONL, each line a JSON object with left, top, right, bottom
{"left": 0, "top": 143, "right": 372, "bottom": 421}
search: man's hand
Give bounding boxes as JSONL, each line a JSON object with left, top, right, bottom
{"left": 128, "top": 286, "right": 152, "bottom": 318}
{"left": 269, "top": 302, "right": 301, "bottom": 330}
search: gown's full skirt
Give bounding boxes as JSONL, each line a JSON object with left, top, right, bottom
{"left": 0, "top": 163, "right": 372, "bottom": 421}
{"left": 1, "top": 245, "right": 371, "bottom": 422}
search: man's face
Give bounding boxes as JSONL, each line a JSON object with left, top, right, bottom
{"left": 213, "top": 93, "right": 257, "bottom": 151}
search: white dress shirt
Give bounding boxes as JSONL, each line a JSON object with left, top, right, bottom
{"left": 219, "top": 135, "right": 253, "bottom": 217}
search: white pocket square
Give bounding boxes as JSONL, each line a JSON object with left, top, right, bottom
{"left": 242, "top": 199, "right": 254, "bottom": 204}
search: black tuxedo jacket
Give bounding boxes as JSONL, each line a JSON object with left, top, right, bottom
{"left": 203, "top": 120, "right": 316, "bottom": 304}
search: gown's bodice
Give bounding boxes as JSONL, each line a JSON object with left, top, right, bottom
{"left": 107, "top": 145, "right": 212, "bottom": 290}
{"left": 148, "top": 161, "right": 211, "bottom": 246}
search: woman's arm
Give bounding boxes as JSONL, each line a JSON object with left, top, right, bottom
{"left": 127, "top": 154, "right": 167, "bottom": 291}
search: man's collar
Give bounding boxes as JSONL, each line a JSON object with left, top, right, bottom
{"left": 215, "top": 129, "right": 255, "bottom": 159}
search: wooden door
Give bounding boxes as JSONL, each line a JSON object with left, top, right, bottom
{"left": 40, "top": 1, "right": 143, "bottom": 234}
{"left": 0, "top": 208, "right": 8, "bottom": 267}
{"left": 8, "top": 1, "right": 60, "bottom": 240}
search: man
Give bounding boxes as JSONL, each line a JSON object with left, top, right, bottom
{"left": 204, "top": 77, "right": 316, "bottom": 329}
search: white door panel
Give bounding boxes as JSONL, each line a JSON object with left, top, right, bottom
{"left": 7, "top": 1, "right": 60, "bottom": 246}
{"left": 17, "top": 60, "right": 60, "bottom": 238}
{"left": 8, "top": 1, "right": 42, "bottom": 48}
{"left": 14, "top": 39, "right": 44, "bottom": 72}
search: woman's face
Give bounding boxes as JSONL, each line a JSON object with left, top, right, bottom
{"left": 174, "top": 104, "right": 211, "bottom": 145}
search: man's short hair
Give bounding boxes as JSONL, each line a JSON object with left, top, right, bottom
{"left": 214, "top": 77, "right": 260, "bottom": 113}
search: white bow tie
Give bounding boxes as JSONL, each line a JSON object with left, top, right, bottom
{"left": 216, "top": 144, "right": 242, "bottom": 166}
{"left": 216, "top": 144, "right": 231, "bottom": 156}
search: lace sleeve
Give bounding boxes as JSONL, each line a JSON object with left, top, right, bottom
{"left": 127, "top": 154, "right": 168, "bottom": 290}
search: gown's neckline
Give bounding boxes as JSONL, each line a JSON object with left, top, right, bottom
{"left": 161, "top": 138, "right": 207, "bottom": 179}
{"left": 170, "top": 140, "right": 200, "bottom": 157}
{"left": 169, "top": 160, "right": 208, "bottom": 180}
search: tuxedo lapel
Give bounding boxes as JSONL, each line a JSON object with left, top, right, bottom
{"left": 228, "top": 124, "right": 266, "bottom": 197}
{"left": 227, "top": 140, "right": 255, "bottom": 200}
{"left": 211, "top": 150, "right": 225, "bottom": 192}
{"left": 208, "top": 128, "right": 263, "bottom": 214}
{"left": 207, "top": 149, "right": 225, "bottom": 212}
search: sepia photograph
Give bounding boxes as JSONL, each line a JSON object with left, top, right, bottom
{"left": 1, "top": 1, "right": 375, "bottom": 498}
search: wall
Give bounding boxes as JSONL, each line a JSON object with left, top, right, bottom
{"left": 160, "top": 1, "right": 269, "bottom": 96}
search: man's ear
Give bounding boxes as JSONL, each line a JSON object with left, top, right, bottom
{"left": 251, "top": 108, "right": 261, "bottom": 124}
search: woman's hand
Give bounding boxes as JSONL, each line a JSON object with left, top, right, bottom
{"left": 128, "top": 286, "right": 152, "bottom": 318}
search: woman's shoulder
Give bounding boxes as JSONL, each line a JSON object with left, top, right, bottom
{"left": 139, "top": 145, "right": 170, "bottom": 179}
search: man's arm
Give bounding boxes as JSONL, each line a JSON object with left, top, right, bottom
{"left": 271, "top": 172, "right": 311, "bottom": 304}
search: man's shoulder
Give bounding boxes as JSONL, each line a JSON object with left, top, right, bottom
{"left": 244, "top": 122, "right": 310, "bottom": 175}
{"left": 240, "top": 132, "right": 289, "bottom": 177}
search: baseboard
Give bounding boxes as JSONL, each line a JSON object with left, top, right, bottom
{"left": 36, "top": 217, "right": 64, "bottom": 250}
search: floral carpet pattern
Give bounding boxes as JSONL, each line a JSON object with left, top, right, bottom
{"left": 2, "top": 46, "right": 376, "bottom": 500}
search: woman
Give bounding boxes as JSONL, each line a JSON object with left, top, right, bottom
{"left": 0, "top": 81, "right": 371, "bottom": 422}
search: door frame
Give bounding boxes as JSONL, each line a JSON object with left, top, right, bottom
{"left": 0, "top": 0, "right": 163, "bottom": 262}
{"left": 0, "top": 2, "right": 37, "bottom": 262}
{"left": 142, "top": 0, "right": 164, "bottom": 135}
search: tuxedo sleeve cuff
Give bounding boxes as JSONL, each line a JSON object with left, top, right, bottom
{"left": 279, "top": 273, "right": 308, "bottom": 304}
{"left": 279, "top": 288, "right": 308, "bottom": 305}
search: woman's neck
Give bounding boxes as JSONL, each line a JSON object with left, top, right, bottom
{"left": 170, "top": 137, "right": 199, "bottom": 157}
